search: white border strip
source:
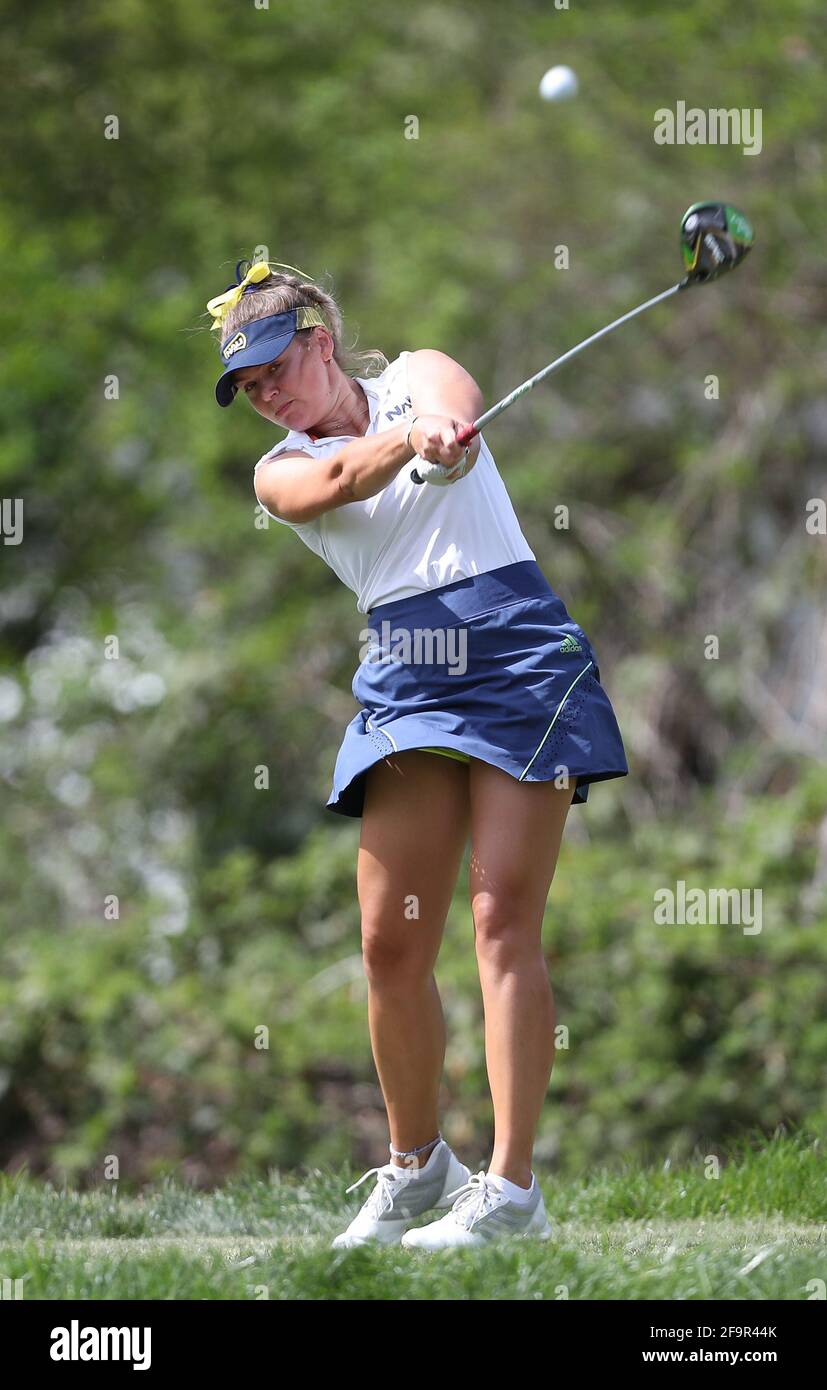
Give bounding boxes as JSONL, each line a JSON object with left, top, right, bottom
{"left": 366, "top": 716, "right": 398, "bottom": 752}
{"left": 518, "top": 661, "right": 593, "bottom": 782}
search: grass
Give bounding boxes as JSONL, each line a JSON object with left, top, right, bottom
{"left": 0, "top": 1131, "right": 823, "bottom": 1299}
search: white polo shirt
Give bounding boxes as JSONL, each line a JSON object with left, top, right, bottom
{"left": 253, "top": 349, "right": 535, "bottom": 614}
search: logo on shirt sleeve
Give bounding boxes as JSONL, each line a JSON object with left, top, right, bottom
{"left": 385, "top": 395, "right": 412, "bottom": 422}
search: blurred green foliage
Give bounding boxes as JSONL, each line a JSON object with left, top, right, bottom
{"left": 1, "top": 0, "right": 825, "bottom": 1184}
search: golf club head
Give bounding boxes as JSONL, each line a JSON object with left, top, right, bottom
{"left": 680, "top": 202, "right": 753, "bottom": 286}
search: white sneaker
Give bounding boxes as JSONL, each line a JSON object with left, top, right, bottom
{"left": 400, "top": 1170, "right": 553, "bottom": 1249}
{"left": 331, "top": 1140, "right": 471, "bottom": 1248}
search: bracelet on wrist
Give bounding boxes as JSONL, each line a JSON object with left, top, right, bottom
{"left": 405, "top": 415, "right": 420, "bottom": 451}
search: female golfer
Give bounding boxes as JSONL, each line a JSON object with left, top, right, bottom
{"left": 207, "top": 259, "right": 628, "bottom": 1249}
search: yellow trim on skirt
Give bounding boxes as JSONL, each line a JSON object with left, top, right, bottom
{"left": 421, "top": 746, "right": 471, "bottom": 764}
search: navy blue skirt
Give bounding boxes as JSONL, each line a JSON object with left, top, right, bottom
{"left": 327, "top": 560, "right": 628, "bottom": 815}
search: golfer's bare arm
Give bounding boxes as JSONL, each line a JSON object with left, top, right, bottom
{"left": 253, "top": 424, "right": 415, "bottom": 524}
{"left": 254, "top": 350, "right": 484, "bottom": 524}
{"left": 407, "top": 349, "right": 484, "bottom": 471}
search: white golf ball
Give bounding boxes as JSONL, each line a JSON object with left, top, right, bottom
{"left": 539, "top": 65, "right": 579, "bottom": 102}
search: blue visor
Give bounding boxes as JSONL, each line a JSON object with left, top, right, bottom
{"left": 214, "top": 305, "right": 325, "bottom": 406}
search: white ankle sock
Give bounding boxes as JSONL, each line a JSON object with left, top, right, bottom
{"left": 488, "top": 1172, "right": 535, "bottom": 1204}
{"left": 390, "top": 1140, "right": 443, "bottom": 1178}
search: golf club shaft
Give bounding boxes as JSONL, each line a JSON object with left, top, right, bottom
{"left": 411, "top": 279, "right": 686, "bottom": 482}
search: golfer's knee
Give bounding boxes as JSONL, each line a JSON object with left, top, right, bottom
{"left": 471, "top": 892, "right": 541, "bottom": 961}
{"left": 360, "top": 917, "right": 434, "bottom": 985}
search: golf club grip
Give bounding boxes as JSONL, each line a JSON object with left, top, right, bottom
{"left": 410, "top": 421, "right": 480, "bottom": 485}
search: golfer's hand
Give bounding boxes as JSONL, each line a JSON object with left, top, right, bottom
{"left": 409, "top": 416, "right": 480, "bottom": 484}
{"left": 410, "top": 415, "right": 471, "bottom": 468}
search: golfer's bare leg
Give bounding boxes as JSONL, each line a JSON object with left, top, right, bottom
{"left": 468, "top": 763, "right": 576, "bottom": 1188}
{"left": 359, "top": 751, "right": 469, "bottom": 1170}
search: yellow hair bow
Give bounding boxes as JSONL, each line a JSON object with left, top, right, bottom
{"left": 206, "top": 259, "right": 317, "bottom": 333}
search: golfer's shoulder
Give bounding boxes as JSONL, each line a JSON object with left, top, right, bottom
{"left": 368, "top": 347, "right": 465, "bottom": 388}
{"left": 407, "top": 348, "right": 467, "bottom": 375}
{"left": 408, "top": 347, "right": 486, "bottom": 405}
{"left": 253, "top": 419, "right": 350, "bottom": 520}
{"left": 254, "top": 432, "right": 315, "bottom": 470}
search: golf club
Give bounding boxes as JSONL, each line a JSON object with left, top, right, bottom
{"left": 410, "top": 201, "right": 754, "bottom": 484}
